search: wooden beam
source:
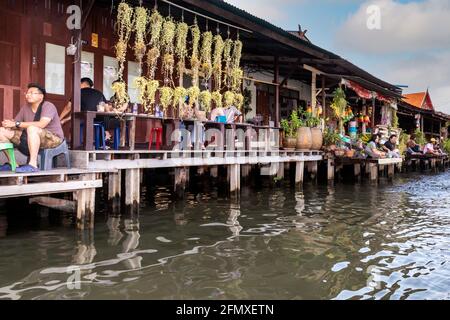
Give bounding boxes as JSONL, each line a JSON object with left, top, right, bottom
{"left": 274, "top": 56, "right": 280, "bottom": 126}
{"left": 0, "top": 180, "right": 102, "bottom": 199}
{"left": 30, "top": 197, "right": 76, "bottom": 213}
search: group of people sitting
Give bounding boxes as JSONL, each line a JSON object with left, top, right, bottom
{"left": 0, "top": 78, "right": 245, "bottom": 172}
{"left": 407, "top": 134, "right": 446, "bottom": 156}
{"left": 365, "top": 134, "right": 402, "bottom": 159}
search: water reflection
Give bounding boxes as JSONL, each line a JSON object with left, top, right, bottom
{"left": 0, "top": 171, "right": 449, "bottom": 299}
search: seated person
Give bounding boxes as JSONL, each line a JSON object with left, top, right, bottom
{"left": 364, "top": 134, "right": 386, "bottom": 159}
{"left": 210, "top": 106, "right": 225, "bottom": 122}
{"left": 423, "top": 138, "right": 440, "bottom": 155}
{"left": 0, "top": 84, "right": 64, "bottom": 173}
{"left": 224, "top": 105, "right": 243, "bottom": 124}
{"left": 180, "top": 98, "right": 206, "bottom": 150}
{"left": 406, "top": 134, "right": 422, "bottom": 154}
{"left": 384, "top": 134, "right": 401, "bottom": 158}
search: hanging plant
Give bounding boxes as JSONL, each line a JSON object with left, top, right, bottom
{"left": 212, "top": 35, "right": 224, "bottom": 91}
{"left": 161, "top": 17, "right": 176, "bottom": 54}
{"left": 200, "top": 31, "right": 213, "bottom": 81}
{"left": 173, "top": 86, "right": 187, "bottom": 107}
{"left": 234, "top": 93, "right": 244, "bottom": 111}
{"left": 231, "top": 40, "right": 243, "bottom": 69}
{"left": 162, "top": 53, "right": 175, "bottom": 86}
{"left": 112, "top": 81, "right": 129, "bottom": 110}
{"left": 144, "top": 80, "right": 159, "bottom": 113}
{"left": 149, "top": 8, "right": 163, "bottom": 49}
{"left": 224, "top": 91, "right": 235, "bottom": 108}
{"left": 330, "top": 87, "right": 348, "bottom": 134}
{"left": 231, "top": 68, "right": 243, "bottom": 93}
{"left": 190, "top": 24, "right": 201, "bottom": 87}
{"left": 175, "top": 22, "right": 189, "bottom": 78}
{"left": 115, "top": 2, "right": 133, "bottom": 80}
{"left": 199, "top": 90, "right": 212, "bottom": 112}
{"left": 212, "top": 91, "right": 222, "bottom": 109}
{"left": 133, "top": 6, "right": 148, "bottom": 69}
{"left": 146, "top": 47, "right": 160, "bottom": 80}
{"left": 223, "top": 39, "right": 233, "bottom": 89}
{"left": 187, "top": 86, "right": 200, "bottom": 107}
{"left": 133, "top": 76, "right": 148, "bottom": 105}
{"left": 159, "top": 87, "right": 174, "bottom": 112}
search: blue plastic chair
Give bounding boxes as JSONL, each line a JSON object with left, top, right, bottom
{"left": 81, "top": 122, "right": 123, "bottom": 150}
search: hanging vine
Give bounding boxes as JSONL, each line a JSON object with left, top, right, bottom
{"left": 212, "top": 91, "right": 222, "bottom": 109}
{"left": 133, "top": 76, "right": 148, "bottom": 106}
{"left": 133, "top": 6, "right": 148, "bottom": 71}
{"left": 223, "top": 39, "right": 233, "bottom": 89}
{"left": 199, "top": 90, "right": 212, "bottom": 112}
{"left": 175, "top": 22, "right": 189, "bottom": 79}
{"left": 212, "top": 35, "right": 224, "bottom": 91}
{"left": 146, "top": 9, "right": 163, "bottom": 80}
{"left": 145, "top": 80, "right": 160, "bottom": 113}
{"left": 187, "top": 86, "right": 200, "bottom": 107}
{"left": 115, "top": 2, "right": 133, "bottom": 81}
{"left": 173, "top": 86, "right": 188, "bottom": 108}
{"left": 190, "top": 23, "right": 201, "bottom": 87}
{"left": 112, "top": 81, "right": 130, "bottom": 111}
{"left": 161, "top": 17, "right": 176, "bottom": 85}
{"left": 234, "top": 93, "right": 244, "bottom": 111}
{"left": 230, "top": 39, "right": 244, "bottom": 93}
{"left": 224, "top": 91, "right": 235, "bottom": 108}
{"left": 159, "top": 87, "right": 174, "bottom": 112}
{"left": 200, "top": 31, "right": 213, "bottom": 83}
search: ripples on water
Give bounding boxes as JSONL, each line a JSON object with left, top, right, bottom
{"left": 0, "top": 171, "right": 449, "bottom": 300}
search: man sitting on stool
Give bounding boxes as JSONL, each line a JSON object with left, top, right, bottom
{"left": 0, "top": 84, "right": 64, "bottom": 173}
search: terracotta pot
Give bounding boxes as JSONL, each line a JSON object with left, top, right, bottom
{"left": 296, "top": 127, "right": 312, "bottom": 150}
{"left": 311, "top": 127, "right": 323, "bottom": 150}
{"left": 283, "top": 137, "right": 297, "bottom": 150}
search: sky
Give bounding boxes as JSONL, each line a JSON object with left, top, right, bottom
{"left": 225, "top": 0, "right": 450, "bottom": 113}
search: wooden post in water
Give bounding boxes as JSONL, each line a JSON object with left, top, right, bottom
{"left": 229, "top": 164, "right": 241, "bottom": 194}
{"left": 295, "top": 161, "right": 305, "bottom": 185}
{"left": 210, "top": 166, "right": 218, "bottom": 178}
{"left": 108, "top": 171, "right": 121, "bottom": 213}
{"left": 76, "top": 173, "right": 96, "bottom": 230}
{"left": 241, "top": 164, "right": 251, "bottom": 180}
{"left": 277, "top": 162, "right": 285, "bottom": 180}
{"left": 308, "top": 161, "right": 318, "bottom": 181}
{"left": 387, "top": 164, "right": 395, "bottom": 179}
{"left": 327, "top": 158, "right": 335, "bottom": 184}
{"left": 354, "top": 163, "right": 361, "bottom": 182}
{"left": 369, "top": 163, "right": 378, "bottom": 183}
{"left": 125, "top": 169, "right": 140, "bottom": 210}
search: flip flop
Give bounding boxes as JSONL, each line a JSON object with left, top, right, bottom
{"left": 0, "top": 164, "right": 12, "bottom": 172}
{"left": 16, "top": 164, "right": 40, "bottom": 174}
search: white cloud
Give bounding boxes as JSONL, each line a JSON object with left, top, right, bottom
{"left": 336, "top": 0, "right": 450, "bottom": 54}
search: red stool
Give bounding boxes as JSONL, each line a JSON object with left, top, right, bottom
{"left": 149, "top": 127, "right": 163, "bottom": 150}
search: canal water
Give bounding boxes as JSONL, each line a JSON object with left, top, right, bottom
{"left": 0, "top": 170, "right": 449, "bottom": 300}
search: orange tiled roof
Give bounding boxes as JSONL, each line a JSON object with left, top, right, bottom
{"left": 403, "top": 92, "right": 426, "bottom": 109}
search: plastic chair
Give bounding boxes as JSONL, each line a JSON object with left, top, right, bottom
{"left": 0, "top": 143, "right": 17, "bottom": 172}
{"left": 149, "top": 128, "right": 163, "bottom": 150}
{"left": 38, "top": 140, "right": 71, "bottom": 171}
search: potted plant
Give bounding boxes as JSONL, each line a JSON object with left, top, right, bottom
{"left": 323, "top": 128, "right": 340, "bottom": 151}
{"left": 281, "top": 111, "right": 302, "bottom": 150}
{"left": 296, "top": 109, "right": 313, "bottom": 150}
{"left": 306, "top": 112, "right": 323, "bottom": 150}
{"left": 330, "top": 87, "right": 348, "bottom": 135}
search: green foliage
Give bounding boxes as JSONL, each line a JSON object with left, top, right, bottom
{"left": 360, "top": 133, "right": 371, "bottom": 144}
{"left": 392, "top": 110, "right": 399, "bottom": 128}
{"left": 399, "top": 132, "right": 409, "bottom": 155}
{"left": 281, "top": 110, "right": 304, "bottom": 138}
{"left": 243, "top": 87, "right": 252, "bottom": 115}
{"left": 443, "top": 139, "right": 450, "bottom": 154}
{"left": 414, "top": 129, "right": 426, "bottom": 146}
{"left": 323, "top": 128, "right": 341, "bottom": 146}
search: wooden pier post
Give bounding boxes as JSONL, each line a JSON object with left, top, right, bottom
{"left": 295, "top": 161, "right": 305, "bottom": 185}
{"left": 354, "top": 163, "right": 361, "bottom": 182}
{"left": 76, "top": 173, "right": 96, "bottom": 230}
{"left": 241, "top": 164, "right": 251, "bottom": 180}
{"left": 229, "top": 164, "right": 241, "bottom": 194}
{"left": 108, "top": 171, "right": 121, "bottom": 213}
{"left": 369, "top": 163, "right": 378, "bottom": 183}
{"left": 125, "top": 169, "right": 140, "bottom": 209}
{"left": 387, "top": 164, "right": 395, "bottom": 179}
{"left": 307, "top": 161, "right": 318, "bottom": 181}
{"left": 277, "top": 162, "right": 285, "bottom": 180}
{"left": 210, "top": 166, "right": 218, "bottom": 178}
{"left": 327, "top": 160, "right": 335, "bottom": 183}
